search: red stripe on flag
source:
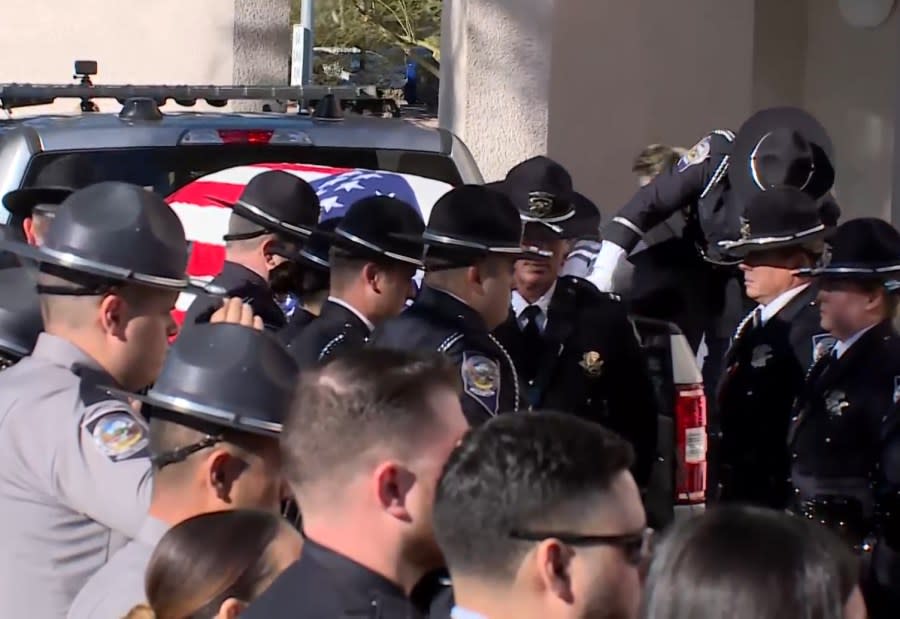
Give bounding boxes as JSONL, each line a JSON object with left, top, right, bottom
{"left": 169, "top": 181, "right": 245, "bottom": 207}
{"left": 253, "top": 162, "right": 350, "bottom": 175}
{"left": 188, "top": 243, "right": 226, "bottom": 278}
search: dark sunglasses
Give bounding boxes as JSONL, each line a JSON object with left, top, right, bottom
{"left": 509, "top": 527, "right": 654, "bottom": 566}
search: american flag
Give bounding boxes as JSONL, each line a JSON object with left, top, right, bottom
{"left": 165, "top": 163, "right": 453, "bottom": 324}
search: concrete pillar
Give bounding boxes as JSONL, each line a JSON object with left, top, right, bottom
{"left": 232, "top": 0, "right": 293, "bottom": 111}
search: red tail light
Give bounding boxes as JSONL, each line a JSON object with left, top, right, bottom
{"left": 217, "top": 129, "right": 274, "bottom": 144}
{"left": 674, "top": 384, "right": 707, "bottom": 504}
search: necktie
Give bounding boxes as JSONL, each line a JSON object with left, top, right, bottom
{"left": 752, "top": 307, "right": 763, "bottom": 329}
{"left": 519, "top": 305, "right": 544, "bottom": 381}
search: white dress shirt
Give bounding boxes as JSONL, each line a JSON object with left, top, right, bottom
{"left": 757, "top": 283, "right": 811, "bottom": 326}
{"left": 511, "top": 282, "right": 556, "bottom": 333}
{"left": 832, "top": 323, "right": 878, "bottom": 359}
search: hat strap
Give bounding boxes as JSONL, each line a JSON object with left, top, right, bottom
{"left": 234, "top": 199, "right": 313, "bottom": 238}
{"left": 151, "top": 434, "right": 223, "bottom": 470}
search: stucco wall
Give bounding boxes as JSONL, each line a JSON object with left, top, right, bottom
{"left": 232, "top": 0, "right": 293, "bottom": 111}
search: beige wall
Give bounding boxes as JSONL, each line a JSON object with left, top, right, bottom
{"left": 0, "top": 0, "right": 291, "bottom": 116}
{"left": 442, "top": 0, "right": 900, "bottom": 221}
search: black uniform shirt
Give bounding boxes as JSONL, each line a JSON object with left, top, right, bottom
{"left": 242, "top": 539, "right": 425, "bottom": 619}
{"left": 286, "top": 299, "right": 372, "bottom": 370}
{"left": 181, "top": 261, "right": 286, "bottom": 331}
{"left": 277, "top": 307, "right": 318, "bottom": 346}
{"left": 369, "top": 286, "right": 522, "bottom": 425}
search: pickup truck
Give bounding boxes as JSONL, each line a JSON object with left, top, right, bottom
{"left": 0, "top": 79, "right": 707, "bottom": 526}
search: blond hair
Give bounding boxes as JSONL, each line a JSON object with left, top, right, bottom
{"left": 632, "top": 144, "right": 685, "bottom": 178}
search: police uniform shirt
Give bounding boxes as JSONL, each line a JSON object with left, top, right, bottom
{"left": 0, "top": 333, "right": 153, "bottom": 619}
{"left": 369, "top": 285, "right": 522, "bottom": 425}
{"left": 67, "top": 517, "right": 168, "bottom": 619}
{"left": 242, "top": 538, "right": 426, "bottom": 619}
{"left": 182, "top": 261, "right": 287, "bottom": 331}
{"left": 493, "top": 276, "right": 658, "bottom": 486}
{"left": 510, "top": 284, "right": 554, "bottom": 332}
{"left": 277, "top": 306, "right": 318, "bottom": 346}
{"left": 286, "top": 298, "right": 373, "bottom": 370}
{"left": 715, "top": 284, "right": 824, "bottom": 508}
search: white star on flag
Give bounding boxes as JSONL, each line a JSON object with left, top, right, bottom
{"left": 374, "top": 190, "right": 397, "bottom": 198}
{"left": 336, "top": 180, "right": 365, "bottom": 192}
{"left": 320, "top": 195, "right": 343, "bottom": 213}
{"left": 355, "top": 173, "right": 383, "bottom": 181}
{"left": 318, "top": 172, "right": 359, "bottom": 190}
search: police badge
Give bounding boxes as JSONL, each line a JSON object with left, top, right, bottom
{"left": 824, "top": 390, "right": 849, "bottom": 418}
{"left": 750, "top": 344, "right": 773, "bottom": 369}
{"left": 676, "top": 136, "right": 711, "bottom": 173}
{"left": 461, "top": 352, "right": 501, "bottom": 416}
{"left": 528, "top": 192, "right": 555, "bottom": 218}
{"left": 739, "top": 216, "right": 751, "bottom": 241}
{"left": 579, "top": 351, "right": 604, "bottom": 377}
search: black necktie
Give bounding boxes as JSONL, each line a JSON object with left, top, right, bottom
{"left": 519, "top": 305, "right": 543, "bottom": 380}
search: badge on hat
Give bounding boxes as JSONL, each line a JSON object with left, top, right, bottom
{"left": 83, "top": 408, "right": 149, "bottom": 462}
{"left": 824, "top": 390, "right": 849, "bottom": 418}
{"left": 579, "top": 351, "right": 604, "bottom": 377}
{"left": 528, "top": 192, "right": 555, "bottom": 218}
{"left": 462, "top": 352, "right": 500, "bottom": 416}
{"left": 751, "top": 344, "right": 773, "bottom": 369}
{"left": 812, "top": 333, "right": 837, "bottom": 365}
{"left": 676, "top": 136, "right": 711, "bottom": 173}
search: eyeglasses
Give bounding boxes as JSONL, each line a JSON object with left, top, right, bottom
{"left": 509, "top": 527, "right": 654, "bottom": 566}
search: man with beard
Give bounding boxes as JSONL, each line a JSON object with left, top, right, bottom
{"left": 182, "top": 170, "right": 319, "bottom": 331}
{"left": 242, "top": 349, "right": 469, "bottom": 619}
{"left": 491, "top": 157, "right": 657, "bottom": 486}
{"left": 434, "top": 412, "right": 648, "bottom": 619}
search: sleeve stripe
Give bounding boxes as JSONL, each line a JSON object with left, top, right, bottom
{"left": 611, "top": 216, "right": 645, "bottom": 237}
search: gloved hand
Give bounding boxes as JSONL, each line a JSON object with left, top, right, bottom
{"left": 560, "top": 239, "right": 601, "bottom": 279}
{"left": 585, "top": 241, "right": 628, "bottom": 293}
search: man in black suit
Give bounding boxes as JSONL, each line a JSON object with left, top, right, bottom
{"left": 713, "top": 187, "right": 833, "bottom": 508}
{"left": 491, "top": 157, "right": 658, "bottom": 487}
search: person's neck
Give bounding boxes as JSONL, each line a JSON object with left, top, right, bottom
{"left": 226, "top": 252, "right": 268, "bottom": 281}
{"left": 147, "top": 489, "right": 211, "bottom": 527}
{"left": 44, "top": 326, "right": 127, "bottom": 386}
{"left": 304, "top": 517, "right": 423, "bottom": 595}
{"left": 515, "top": 280, "right": 553, "bottom": 305}
{"left": 453, "top": 581, "right": 525, "bottom": 619}
{"left": 303, "top": 291, "right": 329, "bottom": 316}
{"left": 756, "top": 280, "right": 807, "bottom": 306}
{"left": 835, "top": 316, "right": 882, "bottom": 343}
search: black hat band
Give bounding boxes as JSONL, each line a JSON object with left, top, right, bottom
{"left": 422, "top": 230, "right": 529, "bottom": 255}
{"left": 750, "top": 131, "right": 815, "bottom": 192}
{"left": 144, "top": 390, "right": 284, "bottom": 435}
{"left": 335, "top": 228, "right": 424, "bottom": 267}
{"left": 234, "top": 199, "right": 314, "bottom": 238}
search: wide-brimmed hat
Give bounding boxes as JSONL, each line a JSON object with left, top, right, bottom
{"left": 296, "top": 217, "right": 341, "bottom": 272}
{"left": 0, "top": 182, "right": 219, "bottom": 294}
{"left": 109, "top": 323, "right": 298, "bottom": 438}
{"left": 3, "top": 154, "right": 102, "bottom": 218}
{"left": 329, "top": 196, "right": 425, "bottom": 267}
{"left": 0, "top": 267, "right": 42, "bottom": 360}
{"left": 491, "top": 157, "right": 599, "bottom": 240}
{"left": 718, "top": 187, "right": 829, "bottom": 257}
{"left": 797, "top": 218, "right": 900, "bottom": 279}
{"left": 211, "top": 170, "right": 319, "bottom": 241}
{"left": 730, "top": 107, "right": 835, "bottom": 203}
{"left": 406, "top": 185, "right": 550, "bottom": 268}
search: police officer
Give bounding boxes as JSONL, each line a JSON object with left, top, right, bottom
{"left": 0, "top": 182, "right": 215, "bottom": 619}
{"left": 788, "top": 218, "right": 900, "bottom": 618}
{"left": 277, "top": 217, "right": 340, "bottom": 344}
{"left": 0, "top": 266, "right": 43, "bottom": 369}
{"left": 183, "top": 170, "right": 319, "bottom": 331}
{"left": 286, "top": 196, "right": 424, "bottom": 369}
{"left": 3, "top": 153, "right": 101, "bottom": 246}
{"left": 587, "top": 108, "right": 836, "bottom": 405}
{"left": 490, "top": 156, "right": 658, "bottom": 487}
{"left": 68, "top": 320, "right": 298, "bottom": 619}
{"left": 714, "top": 187, "right": 832, "bottom": 509}
{"left": 370, "top": 185, "right": 541, "bottom": 424}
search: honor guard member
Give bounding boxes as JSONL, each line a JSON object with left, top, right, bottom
{"left": 714, "top": 188, "right": 832, "bottom": 509}
{"left": 68, "top": 321, "right": 298, "bottom": 619}
{"left": 370, "top": 185, "right": 545, "bottom": 425}
{"left": 0, "top": 182, "right": 218, "bottom": 619}
{"left": 587, "top": 108, "right": 836, "bottom": 403}
{"left": 286, "top": 197, "right": 424, "bottom": 369}
{"left": 278, "top": 217, "right": 341, "bottom": 345}
{"left": 0, "top": 266, "right": 43, "bottom": 368}
{"left": 243, "top": 350, "right": 468, "bottom": 619}
{"left": 183, "top": 170, "right": 319, "bottom": 331}
{"left": 788, "top": 219, "right": 900, "bottom": 619}
{"left": 3, "top": 153, "right": 101, "bottom": 246}
{"left": 490, "top": 157, "right": 658, "bottom": 487}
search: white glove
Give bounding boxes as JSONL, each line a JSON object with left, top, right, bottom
{"left": 560, "top": 239, "right": 602, "bottom": 279}
{"left": 585, "top": 241, "right": 627, "bottom": 293}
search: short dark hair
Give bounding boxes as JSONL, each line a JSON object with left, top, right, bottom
{"left": 282, "top": 348, "right": 461, "bottom": 492}
{"left": 640, "top": 506, "right": 858, "bottom": 619}
{"left": 145, "top": 510, "right": 293, "bottom": 618}
{"left": 433, "top": 411, "right": 635, "bottom": 580}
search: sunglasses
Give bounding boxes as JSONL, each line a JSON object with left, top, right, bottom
{"left": 509, "top": 527, "right": 654, "bottom": 566}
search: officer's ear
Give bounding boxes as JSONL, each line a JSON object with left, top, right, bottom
{"left": 214, "top": 598, "right": 246, "bottom": 619}
{"left": 362, "top": 262, "right": 382, "bottom": 293}
{"left": 99, "top": 293, "right": 128, "bottom": 337}
{"left": 466, "top": 263, "right": 485, "bottom": 293}
{"left": 207, "top": 449, "right": 247, "bottom": 502}
{"left": 535, "top": 539, "right": 576, "bottom": 604}
{"left": 372, "top": 460, "right": 415, "bottom": 519}
{"left": 261, "top": 238, "right": 282, "bottom": 270}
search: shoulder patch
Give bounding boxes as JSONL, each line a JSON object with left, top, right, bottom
{"left": 676, "top": 136, "right": 712, "bottom": 173}
{"left": 83, "top": 409, "right": 149, "bottom": 462}
{"left": 461, "top": 352, "right": 500, "bottom": 417}
{"left": 812, "top": 333, "right": 837, "bottom": 365}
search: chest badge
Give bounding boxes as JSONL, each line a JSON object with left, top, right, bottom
{"left": 824, "top": 390, "right": 849, "bottom": 418}
{"left": 580, "top": 351, "right": 604, "bottom": 377}
{"left": 812, "top": 334, "right": 837, "bottom": 364}
{"left": 750, "top": 344, "right": 773, "bottom": 369}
